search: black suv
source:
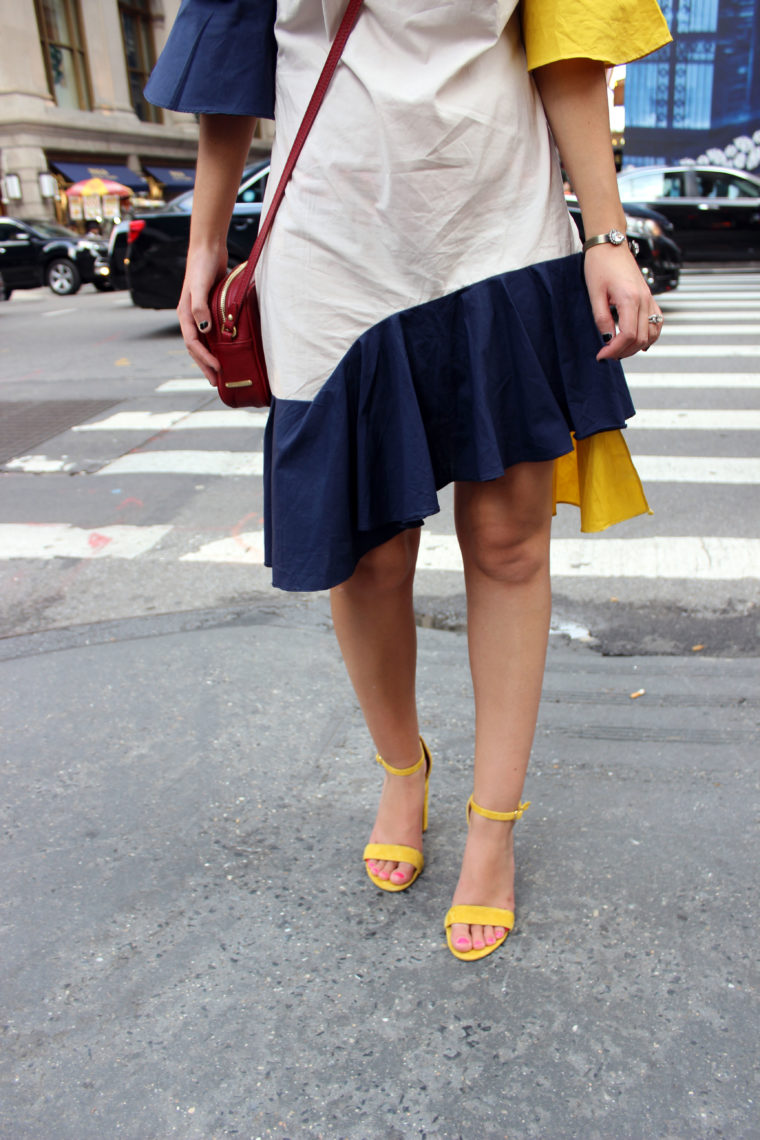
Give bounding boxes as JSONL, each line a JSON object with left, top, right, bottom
{"left": 0, "top": 217, "right": 109, "bottom": 296}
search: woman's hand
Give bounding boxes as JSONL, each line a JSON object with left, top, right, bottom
{"left": 177, "top": 242, "right": 230, "bottom": 386}
{"left": 584, "top": 243, "right": 664, "bottom": 361}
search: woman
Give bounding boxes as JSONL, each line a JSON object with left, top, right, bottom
{"left": 146, "top": 0, "right": 671, "bottom": 961}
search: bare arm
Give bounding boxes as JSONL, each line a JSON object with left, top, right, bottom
{"left": 533, "top": 59, "right": 662, "bottom": 359}
{"left": 179, "top": 114, "right": 257, "bottom": 383}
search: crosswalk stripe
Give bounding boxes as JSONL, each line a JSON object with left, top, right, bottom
{"left": 652, "top": 311, "right": 759, "bottom": 322}
{"left": 0, "top": 524, "right": 171, "bottom": 560}
{"left": 662, "top": 324, "right": 760, "bottom": 335}
{"left": 644, "top": 344, "right": 760, "bottom": 356}
{"left": 625, "top": 373, "right": 760, "bottom": 388}
{"left": 2, "top": 523, "right": 757, "bottom": 579}
{"left": 630, "top": 410, "right": 760, "bottom": 430}
{"left": 157, "top": 379, "right": 212, "bottom": 392}
{"left": 659, "top": 300, "right": 758, "bottom": 309}
{"left": 417, "top": 535, "right": 760, "bottom": 579}
{"left": 96, "top": 451, "right": 264, "bottom": 476}
{"left": 7, "top": 452, "right": 759, "bottom": 482}
{"left": 634, "top": 456, "right": 760, "bottom": 483}
{"left": 74, "top": 410, "right": 269, "bottom": 431}
{"left": 661, "top": 291, "right": 760, "bottom": 300}
{"left": 72, "top": 408, "right": 760, "bottom": 432}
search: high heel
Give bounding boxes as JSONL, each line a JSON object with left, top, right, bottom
{"left": 363, "top": 737, "right": 432, "bottom": 892}
{"left": 444, "top": 795, "right": 530, "bottom": 961}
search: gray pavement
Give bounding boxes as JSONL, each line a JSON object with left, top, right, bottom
{"left": 2, "top": 598, "right": 758, "bottom": 1139}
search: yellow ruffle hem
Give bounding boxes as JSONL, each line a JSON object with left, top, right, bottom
{"left": 521, "top": 0, "right": 672, "bottom": 70}
{"left": 553, "top": 429, "right": 652, "bottom": 532}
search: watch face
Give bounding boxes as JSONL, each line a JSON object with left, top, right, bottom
{"left": 609, "top": 229, "right": 626, "bottom": 245}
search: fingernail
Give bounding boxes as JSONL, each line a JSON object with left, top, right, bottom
{"left": 602, "top": 333, "right": 613, "bottom": 344}
{"left": 198, "top": 320, "right": 210, "bottom": 332}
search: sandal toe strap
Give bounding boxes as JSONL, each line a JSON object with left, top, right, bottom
{"left": 363, "top": 843, "right": 423, "bottom": 870}
{"left": 445, "top": 905, "right": 515, "bottom": 930}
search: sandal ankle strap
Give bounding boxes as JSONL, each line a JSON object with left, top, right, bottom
{"left": 376, "top": 737, "right": 429, "bottom": 777}
{"left": 467, "top": 795, "right": 530, "bottom": 823}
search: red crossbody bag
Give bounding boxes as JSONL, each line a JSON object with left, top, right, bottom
{"left": 203, "top": 0, "right": 363, "bottom": 407}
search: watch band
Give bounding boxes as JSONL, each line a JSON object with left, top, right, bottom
{"left": 582, "top": 228, "right": 626, "bottom": 252}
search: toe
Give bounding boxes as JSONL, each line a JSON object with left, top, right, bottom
{"left": 390, "top": 861, "right": 415, "bottom": 884}
{"left": 470, "top": 924, "right": 485, "bottom": 950}
{"left": 450, "top": 922, "right": 473, "bottom": 953}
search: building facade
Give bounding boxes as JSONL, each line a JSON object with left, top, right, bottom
{"left": 624, "top": 0, "right": 760, "bottom": 167}
{"left": 0, "top": 1, "right": 273, "bottom": 222}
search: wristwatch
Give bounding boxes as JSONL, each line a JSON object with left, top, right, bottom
{"left": 582, "top": 228, "right": 626, "bottom": 252}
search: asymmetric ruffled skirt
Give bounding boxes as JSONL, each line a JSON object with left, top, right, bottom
{"left": 264, "top": 252, "right": 650, "bottom": 591}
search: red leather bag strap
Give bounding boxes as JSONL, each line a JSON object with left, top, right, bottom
{"left": 228, "top": 0, "right": 363, "bottom": 310}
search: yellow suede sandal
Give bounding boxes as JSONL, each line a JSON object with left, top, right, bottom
{"left": 363, "top": 737, "right": 432, "bottom": 892}
{"left": 444, "top": 796, "right": 530, "bottom": 961}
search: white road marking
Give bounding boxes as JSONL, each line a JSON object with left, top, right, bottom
{"left": 634, "top": 455, "right": 760, "bottom": 483}
{"left": 42, "top": 308, "right": 76, "bottom": 318}
{"left": 417, "top": 534, "right": 760, "bottom": 578}
{"left": 1, "top": 522, "right": 757, "bottom": 579}
{"left": 656, "top": 310, "right": 760, "bottom": 321}
{"left": 645, "top": 344, "right": 760, "bottom": 357}
{"left": 157, "top": 379, "right": 210, "bottom": 392}
{"left": 625, "top": 373, "right": 760, "bottom": 388}
{"left": 659, "top": 300, "right": 758, "bottom": 310}
{"left": 5, "top": 456, "right": 74, "bottom": 473}
{"left": 9, "top": 451, "right": 759, "bottom": 483}
{"left": 74, "top": 410, "right": 269, "bottom": 432}
{"left": 0, "top": 524, "right": 171, "bottom": 560}
{"left": 630, "top": 410, "right": 760, "bottom": 430}
{"left": 180, "top": 533, "right": 265, "bottom": 563}
{"left": 662, "top": 324, "right": 760, "bottom": 335}
{"left": 96, "top": 450, "right": 264, "bottom": 476}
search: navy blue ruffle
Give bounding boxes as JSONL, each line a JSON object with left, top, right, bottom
{"left": 145, "top": 0, "right": 277, "bottom": 117}
{"left": 263, "top": 252, "right": 636, "bottom": 592}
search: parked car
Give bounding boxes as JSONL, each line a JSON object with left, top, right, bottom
{"left": 128, "top": 159, "right": 679, "bottom": 309}
{"left": 105, "top": 219, "right": 131, "bottom": 290}
{"left": 567, "top": 200, "right": 681, "bottom": 294}
{"left": 0, "top": 269, "right": 7, "bottom": 302}
{"left": 127, "top": 161, "right": 269, "bottom": 309}
{"left": 0, "top": 217, "right": 109, "bottom": 296}
{"left": 617, "top": 164, "right": 760, "bottom": 261}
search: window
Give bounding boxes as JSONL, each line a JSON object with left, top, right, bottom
{"left": 695, "top": 171, "right": 760, "bottom": 199}
{"left": 34, "top": 0, "right": 92, "bottom": 110}
{"left": 119, "top": 1, "right": 161, "bottom": 124}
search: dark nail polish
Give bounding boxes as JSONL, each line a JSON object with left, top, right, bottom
{"left": 602, "top": 333, "right": 613, "bottom": 344}
{"left": 199, "top": 320, "right": 210, "bottom": 332}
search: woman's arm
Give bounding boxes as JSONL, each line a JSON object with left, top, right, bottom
{"left": 179, "top": 114, "right": 257, "bottom": 383}
{"left": 533, "top": 59, "right": 662, "bottom": 360}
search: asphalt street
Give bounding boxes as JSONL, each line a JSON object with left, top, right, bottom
{"left": 1, "top": 274, "right": 759, "bottom": 1139}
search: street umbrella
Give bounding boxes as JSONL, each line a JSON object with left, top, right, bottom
{"left": 65, "top": 176, "right": 132, "bottom": 197}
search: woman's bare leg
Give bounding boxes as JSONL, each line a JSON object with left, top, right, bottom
{"left": 330, "top": 529, "right": 424, "bottom": 886}
{"left": 449, "top": 461, "right": 554, "bottom": 952}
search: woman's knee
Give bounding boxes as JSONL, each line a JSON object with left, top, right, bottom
{"left": 461, "top": 525, "right": 550, "bottom": 585}
{"left": 340, "top": 531, "right": 419, "bottom": 595}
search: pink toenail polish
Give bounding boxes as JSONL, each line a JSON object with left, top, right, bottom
{"left": 486, "top": 937, "right": 495, "bottom": 945}
{"left": 456, "top": 938, "right": 469, "bottom": 947}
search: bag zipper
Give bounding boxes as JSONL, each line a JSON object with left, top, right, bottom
{"left": 219, "top": 261, "right": 247, "bottom": 332}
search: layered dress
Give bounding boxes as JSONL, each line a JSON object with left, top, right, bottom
{"left": 146, "top": 0, "right": 671, "bottom": 590}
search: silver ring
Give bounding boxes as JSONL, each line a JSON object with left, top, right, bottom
{"left": 648, "top": 314, "right": 664, "bottom": 326}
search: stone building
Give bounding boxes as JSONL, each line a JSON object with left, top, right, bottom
{"left": 0, "top": 1, "right": 273, "bottom": 222}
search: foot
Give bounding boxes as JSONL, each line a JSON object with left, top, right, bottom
{"left": 448, "top": 811, "right": 516, "bottom": 953}
{"left": 365, "top": 758, "right": 427, "bottom": 886}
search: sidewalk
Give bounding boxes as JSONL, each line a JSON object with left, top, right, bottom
{"left": 1, "top": 600, "right": 757, "bottom": 1140}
